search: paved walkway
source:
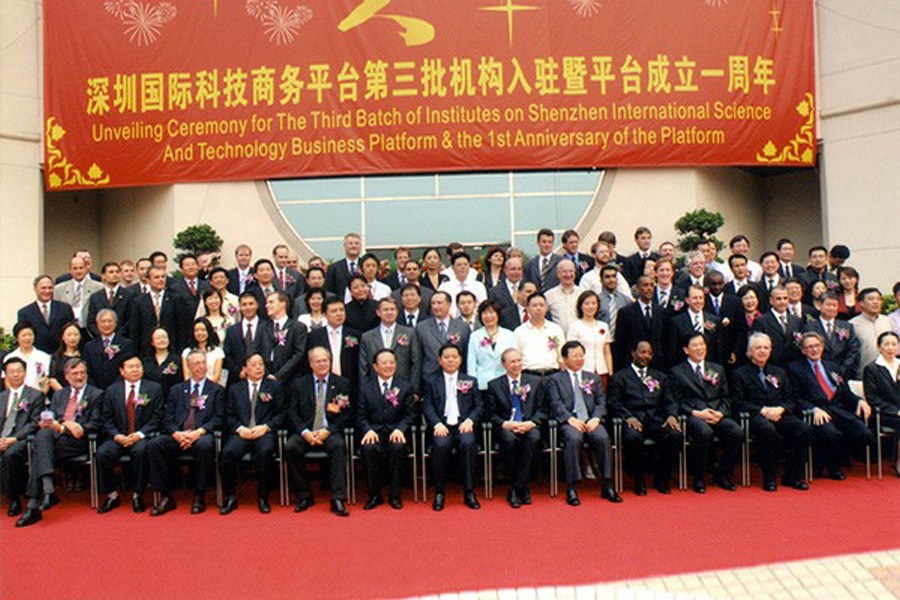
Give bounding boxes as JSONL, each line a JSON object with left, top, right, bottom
{"left": 407, "top": 549, "right": 900, "bottom": 600}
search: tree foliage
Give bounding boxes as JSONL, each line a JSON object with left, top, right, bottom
{"left": 674, "top": 209, "right": 725, "bottom": 254}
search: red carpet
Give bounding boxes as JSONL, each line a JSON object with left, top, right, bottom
{"left": 2, "top": 471, "right": 898, "bottom": 600}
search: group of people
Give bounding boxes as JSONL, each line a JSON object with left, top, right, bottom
{"left": 2, "top": 228, "right": 899, "bottom": 528}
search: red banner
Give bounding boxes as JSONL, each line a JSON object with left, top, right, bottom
{"left": 43, "top": 0, "right": 816, "bottom": 190}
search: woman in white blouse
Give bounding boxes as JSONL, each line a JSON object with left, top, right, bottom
{"left": 198, "top": 289, "right": 231, "bottom": 344}
{"left": 5, "top": 322, "right": 52, "bottom": 392}
{"left": 297, "top": 288, "right": 327, "bottom": 330}
{"left": 467, "top": 300, "right": 517, "bottom": 390}
{"left": 567, "top": 290, "right": 613, "bottom": 387}
{"left": 181, "top": 318, "right": 225, "bottom": 384}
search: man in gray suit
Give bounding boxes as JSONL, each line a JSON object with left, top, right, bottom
{"left": 391, "top": 261, "right": 433, "bottom": 322}
{"left": 360, "top": 298, "right": 421, "bottom": 392}
{"left": 523, "top": 228, "right": 562, "bottom": 292}
{"left": 54, "top": 255, "right": 103, "bottom": 332}
{"left": 597, "top": 265, "right": 633, "bottom": 345}
{"left": 416, "top": 291, "right": 470, "bottom": 385}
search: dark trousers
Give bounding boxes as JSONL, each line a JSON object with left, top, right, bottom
{"left": 621, "top": 421, "right": 682, "bottom": 484}
{"left": 285, "top": 433, "right": 347, "bottom": 502}
{"left": 685, "top": 416, "right": 743, "bottom": 481}
{"left": 147, "top": 434, "right": 216, "bottom": 495}
{"left": 26, "top": 429, "right": 88, "bottom": 498}
{"left": 96, "top": 438, "right": 151, "bottom": 495}
{"left": 750, "top": 413, "right": 811, "bottom": 482}
{"left": 813, "top": 405, "right": 875, "bottom": 472}
{"left": 219, "top": 433, "right": 277, "bottom": 499}
{"left": 431, "top": 426, "right": 477, "bottom": 493}
{"left": 561, "top": 422, "right": 612, "bottom": 485}
{"left": 0, "top": 442, "right": 29, "bottom": 498}
{"left": 497, "top": 427, "right": 540, "bottom": 490}
{"left": 360, "top": 431, "right": 406, "bottom": 499}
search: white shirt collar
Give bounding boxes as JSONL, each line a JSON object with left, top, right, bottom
{"left": 688, "top": 359, "right": 705, "bottom": 372}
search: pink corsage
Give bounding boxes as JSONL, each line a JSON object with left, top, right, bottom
{"left": 396, "top": 334, "right": 410, "bottom": 347}
{"left": 104, "top": 344, "right": 121, "bottom": 360}
{"left": 547, "top": 336, "right": 560, "bottom": 351}
{"left": 456, "top": 380, "right": 474, "bottom": 394}
{"left": 344, "top": 335, "right": 358, "bottom": 348}
{"left": 134, "top": 393, "right": 151, "bottom": 407}
{"left": 331, "top": 394, "right": 350, "bottom": 410}
{"left": 580, "top": 380, "right": 594, "bottom": 396}
{"left": 385, "top": 387, "right": 400, "bottom": 407}
{"left": 643, "top": 376, "right": 660, "bottom": 393}
{"left": 701, "top": 370, "right": 719, "bottom": 386}
{"left": 479, "top": 336, "right": 492, "bottom": 348}
{"left": 831, "top": 372, "right": 844, "bottom": 386}
{"left": 672, "top": 299, "right": 685, "bottom": 311}
{"left": 447, "top": 333, "right": 461, "bottom": 345}
{"left": 227, "top": 305, "right": 237, "bottom": 315}
{"left": 703, "top": 321, "right": 716, "bottom": 332}
{"left": 513, "top": 383, "right": 531, "bottom": 400}
{"left": 766, "top": 375, "right": 780, "bottom": 389}
{"left": 191, "top": 395, "right": 208, "bottom": 410}
{"left": 275, "top": 330, "right": 287, "bottom": 346}
{"left": 161, "top": 361, "right": 178, "bottom": 376}
{"left": 258, "top": 392, "right": 273, "bottom": 403}
{"left": 16, "top": 398, "right": 29, "bottom": 411}
{"left": 835, "top": 327, "right": 849, "bottom": 341}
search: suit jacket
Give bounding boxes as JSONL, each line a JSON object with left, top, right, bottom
{"left": 802, "top": 319, "right": 861, "bottom": 380}
{"left": 548, "top": 369, "right": 606, "bottom": 422}
{"left": 752, "top": 311, "right": 803, "bottom": 367}
{"left": 86, "top": 286, "right": 135, "bottom": 339}
{"left": 225, "top": 378, "right": 284, "bottom": 433}
{"left": 255, "top": 318, "right": 308, "bottom": 383}
{"left": 757, "top": 276, "right": 786, "bottom": 311}
{"left": 55, "top": 272, "right": 101, "bottom": 284}
{"left": 862, "top": 361, "right": 900, "bottom": 416}
{"left": 416, "top": 317, "right": 471, "bottom": 383}
{"left": 615, "top": 300, "right": 666, "bottom": 372}
{"left": 48, "top": 385, "right": 103, "bottom": 434}
{"left": 730, "top": 363, "right": 796, "bottom": 415}
{"left": 53, "top": 278, "right": 103, "bottom": 325}
{"left": 0, "top": 387, "right": 43, "bottom": 440}
{"left": 421, "top": 372, "right": 482, "bottom": 427}
{"left": 380, "top": 270, "right": 406, "bottom": 292}
{"left": 390, "top": 287, "right": 434, "bottom": 318}
{"left": 168, "top": 278, "right": 206, "bottom": 318}
{"left": 273, "top": 267, "right": 306, "bottom": 299}
{"left": 129, "top": 290, "right": 190, "bottom": 355}
{"left": 523, "top": 254, "right": 562, "bottom": 292}
{"left": 99, "top": 379, "right": 164, "bottom": 439}
{"left": 356, "top": 377, "right": 414, "bottom": 434}
{"left": 288, "top": 374, "right": 352, "bottom": 435}
{"left": 499, "top": 304, "right": 527, "bottom": 331}
{"left": 723, "top": 280, "right": 761, "bottom": 299}
{"left": 655, "top": 286, "right": 687, "bottom": 319}
{"left": 622, "top": 251, "right": 659, "bottom": 286}
{"left": 666, "top": 311, "right": 724, "bottom": 368}
{"left": 344, "top": 299, "right": 379, "bottom": 333}
{"left": 305, "top": 325, "right": 360, "bottom": 392}
{"left": 222, "top": 319, "right": 263, "bottom": 385}
{"left": 669, "top": 361, "right": 731, "bottom": 416}
{"left": 608, "top": 366, "right": 676, "bottom": 425}
{"left": 244, "top": 281, "right": 278, "bottom": 318}
{"left": 292, "top": 291, "right": 338, "bottom": 318}
{"left": 485, "top": 372, "right": 545, "bottom": 427}
{"left": 161, "top": 379, "right": 224, "bottom": 434}
{"left": 597, "top": 290, "right": 632, "bottom": 328}
{"left": 83, "top": 334, "right": 134, "bottom": 390}
{"left": 358, "top": 324, "right": 421, "bottom": 391}
{"left": 17, "top": 301, "right": 76, "bottom": 354}
{"left": 673, "top": 272, "right": 707, "bottom": 296}
{"left": 787, "top": 358, "right": 855, "bottom": 412}
{"left": 799, "top": 268, "right": 839, "bottom": 301}
{"left": 226, "top": 267, "right": 255, "bottom": 296}
{"left": 778, "top": 263, "right": 806, "bottom": 280}
{"left": 324, "top": 259, "right": 356, "bottom": 298}
{"left": 488, "top": 280, "right": 518, "bottom": 310}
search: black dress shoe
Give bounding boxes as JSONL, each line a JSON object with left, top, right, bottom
{"left": 388, "top": 497, "right": 403, "bottom": 510}
{"left": 132, "top": 495, "right": 146, "bottom": 513}
{"left": 828, "top": 468, "right": 846, "bottom": 481}
{"left": 566, "top": 487, "right": 581, "bottom": 506}
{"left": 432, "top": 492, "right": 445, "bottom": 511}
{"left": 601, "top": 483, "right": 623, "bottom": 503}
{"left": 150, "top": 495, "right": 176, "bottom": 516}
{"left": 330, "top": 499, "right": 349, "bottom": 517}
{"left": 98, "top": 496, "right": 121, "bottom": 514}
{"left": 762, "top": 480, "right": 777, "bottom": 492}
{"left": 363, "top": 495, "right": 384, "bottom": 510}
{"left": 258, "top": 498, "right": 271, "bottom": 514}
{"left": 39, "top": 493, "right": 60, "bottom": 512}
{"left": 15, "top": 507, "right": 42, "bottom": 527}
{"left": 507, "top": 488, "right": 522, "bottom": 508}
{"left": 463, "top": 491, "right": 481, "bottom": 510}
{"left": 783, "top": 478, "right": 809, "bottom": 491}
{"left": 7, "top": 497, "right": 22, "bottom": 517}
{"left": 191, "top": 495, "right": 206, "bottom": 514}
{"left": 294, "top": 498, "right": 314, "bottom": 513}
{"left": 714, "top": 476, "right": 737, "bottom": 491}
{"left": 634, "top": 482, "right": 648, "bottom": 496}
{"left": 654, "top": 483, "right": 671, "bottom": 495}
{"left": 521, "top": 487, "right": 532, "bottom": 505}
{"left": 219, "top": 496, "right": 238, "bottom": 515}
{"left": 692, "top": 479, "right": 707, "bottom": 494}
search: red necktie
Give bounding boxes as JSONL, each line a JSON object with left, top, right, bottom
{"left": 523, "top": 308, "right": 529, "bottom": 323}
{"left": 63, "top": 388, "right": 79, "bottom": 422}
{"left": 814, "top": 363, "right": 835, "bottom": 401}
{"left": 278, "top": 271, "right": 285, "bottom": 290}
{"left": 126, "top": 385, "right": 137, "bottom": 434}
{"left": 108, "top": 289, "right": 115, "bottom": 304}
{"left": 189, "top": 280, "right": 196, "bottom": 297}
{"left": 184, "top": 383, "right": 198, "bottom": 431}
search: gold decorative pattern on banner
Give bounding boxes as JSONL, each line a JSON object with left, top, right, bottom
{"left": 45, "top": 117, "right": 111, "bottom": 188}
{"left": 756, "top": 92, "right": 815, "bottom": 164}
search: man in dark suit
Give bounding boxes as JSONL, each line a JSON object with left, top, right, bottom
{"left": 488, "top": 256, "right": 524, "bottom": 311}
{"left": 17, "top": 275, "right": 75, "bottom": 353}
{"left": 674, "top": 250, "right": 708, "bottom": 295}
{"left": 129, "top": 266, "right": 190, "bottom": 355}
{"left": 392, "top": 279, "right": 433, "bottom": 328}
{"left": 785, "top": 279, "right": 819, "bottom": 325}
{"left": 292, "top": 267, "right": 335, "bottom": 317}
{"left": 223, "top": 292, "right": 263, "bottom": 386}
{"left": 272, "top": 244, "right": 306, "bottom": 299}
{"left": 86, "top": 262, "right": 134, "bottom": 339}
{"left": 306, "top": 296, "right": 360, "bottom": 394}
{"left": 255, "top": 291, "right": 308, "bottom": 385}
{"left": 345, "top": 275, "right": 380, "bottom": 332}
{"left": 608, "top": 341, "right": 682, "bottom": 495}
{"left": 723, "top": 254, "right": 760, "bottom": 298}
{"left": 752, "top": 286, "right": 803, "bottom": 368}
{"left": 325, "top": 233, "right": 363, "bottom": 299}
{"left": 560, "top": 229, "right": 595, "bottom": 285}
{"left": 615, "top": 276, "right": 666, "bottom": 372}
{"left": 622, "top": 226, "right": 659, "bottom": 286}
{"left": 226, "top": 244, "right": 254, "bottom": 296}
{"left": 776, "top": 238, "right": 806, "bottom": 281}
{"left": 499, "top": 280, "right": 536, "bottom": 331}
{"left": 83, "top": 308, "right": 135, "bottom": 390}
{"left": 799, "top": 246, "right": 839, "bottom": 302}
{"left": 706, "top": 271, "right": 740, "bottom": 366}
{"left": 16, "top": 359, "right": 102, "bottom": 526}
{"left": 359, "top": 297, "right": 420, "bottom": 392}
{"left": 788, "top": 332, "right": 874, "bottom": 480}
{"left": 422, "top": 343, "right": 483, "bottom": 511}
{"left": 381, "top": 247, "right": 411, "bottom": 291}
{"left": 357, "top": 349, "right": 414, "bottom": 510}
{"left": 486, "top": 349, "right": 544, "bottom": 508}
{"left": 417, "top": 291, "right": 471, "bottom": 385}
{"left": 95, "top": 354, "right": 165, "bottom": 514}
{"left": 803, "top": 293, "right": 860, "bottom": 380}
{"left": 169, "top": 254, "right": 206, "bottom": 318}
{"left": 0, "top": 358, "right": 43, "bottom": 518}
{"left": 548, "top": 341, "right": 622, "bottom": 506}
{"left": 245, "top": 258, "right": 279, "bottom": 313}
{"left": 285, "top": 347, "right": 352, "bottom": 516}
{"left": 732, "top": 333, "right": 811, "bottom": 491}
{"left": 669, "top": 333, "right": 743, "bottom": 493}
{"left": 146, "top": 350, "right": 223, "bottom": 516}
{"left": 666, "top": 284, "right": 724, "bottom": 368}
{"left": 219, "top": 353, "right": 284, "bottom": 514}
{"left": 523, "top": 228, "right": 562, "bottom": 292}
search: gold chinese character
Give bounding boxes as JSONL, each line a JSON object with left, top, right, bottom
{"left": 449, "top": 58, "right": 476, "bottom": 97}
{"left": 589, "top": 56, "right": 615, "bottom": 95}
{"left": 393, "top": 61, "right": 418, "bottom": 97}
{"left": 337, "top": 62, "right": 360, "bottom": 102}
{"left": 421, "top": 58, "right": 448, "bottom": 98}
{"left": 113, "top": 74, "right": 138, "bottom": 114}
{"left": 223, "top": 68, "right": 249, "bottom": 108}
{"left": 168, "top": 73, "right": 192, "bottom": 110}
{"left": 674, "top": 56, "right": 698, "bottom": 93}
{"left": 620, "top": 55, "right": 642, "bottom": 95}
{"left": 562, "top": 57, "right": 587, "bottom": 96}
{"left": 339, "top": 0, "right": 435, "bottom": 47}
{"left": 364, "top": 60, "right": 389, "bottom": 101}
{"left": 140, "top": 73, "right": 164, "bottom": 112}
{"left": 752, "top": 56, "right": 775, "bottom": 94}
{"left": 646, "top": 54, "right": 671, "bottom": 94}
{"left": 506, "top": 57, "right": 532, "bottom": 94}
{"left": 534, "top": 57, "right": 561, "bottom": 96}
{"left": 478, "top": 57, "right": 504, "bottom": 96}
{"left": 86, "top": 77, "right": 110, "bottom": 116}
{"left": 280, "top": 65, "right": 304, "bottom": 105}
{"left": 727, "top": 55, "right": 750, "bottom": 93}
{"left": 252, "top": 66, "right": 276, "bottom": 106}
{"left": 195, "top": 69, "right": 220, "bottom": 109}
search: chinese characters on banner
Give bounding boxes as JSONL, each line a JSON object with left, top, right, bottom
{"left": 43, "top": 0, "right": 815, "bottom": 190}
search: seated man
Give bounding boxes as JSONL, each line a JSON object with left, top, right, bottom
{"left": 219, "top": 353, "right": 284, "bottom": 515}
{"left": 422, "top": 343, "right": 483, "bottom": 511}
{"left": 285, "top": 346, "right": 352, "bottom": 517}
{"left": 788, "top": 332, "right": 874, "bottom": 480}
{"left": 486, "top": 348, "right": 544, "bottom": 508}
{"left": 357, "top": 349, "right": 414, "bottom": 510}
{"left": 608, "top": 341, "right": 682, "bottom": 496}
{"left": 731, "top": 333, "right": 811, "bottom": 492}
{"left": 147, "top": 349, "right": 224, "bottom": 516}
{"left": 548, "top": 341, "right": 622, "bottom": 506}
{"left": 0, "top": 358, "right": 43, "bottom": 518}
{"left": 803, "top": 292, "right": 860, "bottom": 380}
{"left": 16, "top": 358, "right": 102, "bottom": 527}
{"left": 669, "top": 333, "right": 743, "bottom": 493}
{"left": 96, "top": 354, "right": 165, "bottom": 514}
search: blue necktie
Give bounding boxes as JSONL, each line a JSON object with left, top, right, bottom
{"left": 510, "top": 379, "right": 523, "bottom": 421}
